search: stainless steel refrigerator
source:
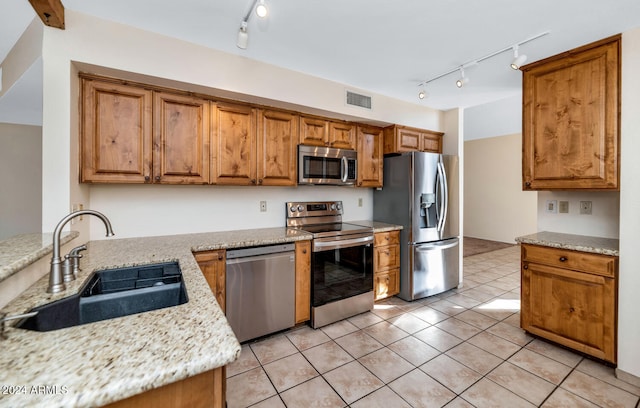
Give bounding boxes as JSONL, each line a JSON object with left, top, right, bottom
{"left": 374, "top": 152, "right": 459, "bottom": 301}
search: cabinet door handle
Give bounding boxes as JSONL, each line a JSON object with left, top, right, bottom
{"left": 559, "top": 256, "right": 568, "bottom": 262}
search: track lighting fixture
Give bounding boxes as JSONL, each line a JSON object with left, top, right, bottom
{"left": 418, "top": 86, "right": 427, "bottom": 100}
{"left": 455, "top": 67, "right": 468, "bottom": 88}
{"left": 416, "top": 31, "right": 549, "bottom": 94}
{"left": 237, "top": 21, "right": 249, "bottom": 49}
{"left": 236, "top": 0, "right": 269, "bottom": 50}
{"left": 510, "top": 45, "right": 528, "bottom": 70}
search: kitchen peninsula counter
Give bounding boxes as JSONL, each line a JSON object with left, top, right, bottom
{"left": 515, "top": 231, "right": 619, "bottom": 256}
{"left": 0, "top": 227, "right": 312, "bottom": 408}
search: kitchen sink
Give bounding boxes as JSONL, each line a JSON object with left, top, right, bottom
{"left": 16, "top": 261, "right": 188, "bottom": 332}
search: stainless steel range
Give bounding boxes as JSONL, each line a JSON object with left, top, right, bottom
{"left": 286, "top": 201, "right": 374, "bottom": 328}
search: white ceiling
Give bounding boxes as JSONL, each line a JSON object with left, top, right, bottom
{"left": 2, "top": 0, "right": 640, "bottom": 125}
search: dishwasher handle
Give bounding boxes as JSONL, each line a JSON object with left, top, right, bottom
{"left": 226, "top": 243, "right": 296, "bottom": 260}
{"left": 226, "top": 251, "right": 295, "bottom": 265}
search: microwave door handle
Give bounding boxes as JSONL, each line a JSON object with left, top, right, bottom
{"left": 341, "top": 156, "right": 348, "bottom": 183}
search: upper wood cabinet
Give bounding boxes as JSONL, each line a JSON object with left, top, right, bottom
{"left": 211, "top": 102, "right": 257, "bottom": 185}
{"left": 522, "top": 35, "right": 620, "bottom": 190}
{"left": 299, "top": 115, "right": 355, "bottom": 150}
{"left": 153, "top": 92, "right": 210, "bottom": 184}
{"left": 257, "top": 109, "right": 298, "bottom": 186}
{"left": 383, "top": 125, "right": 443, "bottom": 154}
{"left": 356, "top": 125, "right": 384, "bottom": 188}
{"left": 81, "top": 79, "right": 153, "bottom": 183}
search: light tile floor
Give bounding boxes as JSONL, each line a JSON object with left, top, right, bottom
{"left": 226, "top": 246, "right": 640, "bottom": 408}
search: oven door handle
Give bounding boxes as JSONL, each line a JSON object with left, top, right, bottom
{"left": 313, "top": 235, "right": 373, "bottom": 251}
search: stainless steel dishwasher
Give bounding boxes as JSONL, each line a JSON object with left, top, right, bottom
{"left": 226, "top": 243, "right": 296, "bottom": 343}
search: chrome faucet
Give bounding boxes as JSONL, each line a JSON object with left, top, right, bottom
{"left": 48, "top": 210, "right": 115, "bottom": 294}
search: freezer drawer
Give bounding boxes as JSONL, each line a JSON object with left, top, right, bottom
{"left": 406, "top": 238, "right": 459, "bottom": 300}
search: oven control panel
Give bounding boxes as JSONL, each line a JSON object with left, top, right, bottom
{"left": 286, "top": 201, "right": 343, "bottom": 218}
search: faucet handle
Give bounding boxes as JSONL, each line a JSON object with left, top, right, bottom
{"left": 63, "top": 244, "right": 88, "bottom": 282}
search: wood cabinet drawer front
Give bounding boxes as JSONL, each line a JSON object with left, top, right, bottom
{"left": 374, "top": 231, "right": 400, "bottom": 246}
{"left": 521, "top": 244, "right": 617, "bottom": 277}
{"left": 375, "top": 245, "right": 400, "bottom": 270}
{"left": 375, "top": 269, "right": 399, "bottom": 300}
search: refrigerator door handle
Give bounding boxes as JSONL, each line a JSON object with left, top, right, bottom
{"left": 436, "top": 161, "right": 448, "bottom": 232}
{"left": 415, "top": 240, "right": 458, "bottom": 251}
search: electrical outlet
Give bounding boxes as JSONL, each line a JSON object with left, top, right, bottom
{"left": 580, "top": 201, "right": 592, "bottom": 215}
{"left": 545, "top": 200, "right": 558, "bottom": 214}
{"left": 70, "top": 204, "right": 84, "bottom": 224}
{"left": 559, "top": 201, "right": 569, "bottom": 213}
{"left": 358, "top": 198, "right": 363, "bottom": 207}
{"left": 260, "top": 201, "right": 267, "bottom": 212}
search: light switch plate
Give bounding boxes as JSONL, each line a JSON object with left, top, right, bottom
{"left": 545, "top": 200, "right": 558, "bottom": 213}
{"left": 580, "top": 201, "right": 592, "bottom": 215}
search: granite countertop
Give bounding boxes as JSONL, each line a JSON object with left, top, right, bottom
{"left": 348, "top": 220, "right": 403, "bottom": 232}
{"left": 515, "top": 231, "right": 619, "bottom": 256}
{"left": 0, "top": 232, "right": 79, "bottom": 283}
{"left": 0, "top": 227, "right": 312, "bottom": 408}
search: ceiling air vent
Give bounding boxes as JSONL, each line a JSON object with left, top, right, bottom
{"left": 345, "top": 90, "right": 372, "bottom": 110}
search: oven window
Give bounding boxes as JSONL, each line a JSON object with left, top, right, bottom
{"left": 311, "top": 244, "right": 373, "bottom": 307}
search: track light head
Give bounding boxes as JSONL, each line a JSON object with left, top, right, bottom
{"left": 256, "top": 0, "right": 268, "bottom": 18}
{"left": 237, "top": 21, "right": 248, "bottom": 49}
{"left": 510, "top": 45, "right": 527, "bottom": 70}
{"left": 418, "top": 86, "right": 427, "bottom": 100}
{"left": 456, "top": 67, "right": 468, "bottom": 88}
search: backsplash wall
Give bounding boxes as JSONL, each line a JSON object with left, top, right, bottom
{"left": 536, "top": 191, "right": 620, "bottom": 238}
{"left": 86, "top": 185, "right": 374, "bottom": 240}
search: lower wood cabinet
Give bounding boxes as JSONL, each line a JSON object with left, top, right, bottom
{"left": 194, "top": 249, "right": 226, "bottom": 312}
{"left": 373, "top": 231, "right": 400, "bottom": 300}
{"left": 295, "top": 240, "right": 311, "bottom": 323}
{"left": 104, "top": 367, "right": 225, "bottom": 408}
{"left": 520, "top": 244, "right": 618, "bottom": 363}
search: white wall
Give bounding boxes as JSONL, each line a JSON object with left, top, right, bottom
{"left": 39, "top": 10, "right": 444, "bottom": 239}
{"left": 463, "top": 95, "right": 522, "bottom": 141}
{"left": 0, "top": 123, "right": 42, "bottom": 239}
{"left": 618, "top": 27, "right": 640, "bottom": 381}
{"left": 88, "top": 185, "right": 373, "bottom": 239}
{"left": 464, "top": 134, "right": 537, "bottom": 243}
{"left": 536, "top": 191, "right": 619, "bottom": 239}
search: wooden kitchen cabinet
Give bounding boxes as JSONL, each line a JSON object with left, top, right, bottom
{"left": 295, "top": 240, "right": 311, "bottom": 324}
{"left": 356, "top": 125, "right": 384, "bottom": 188}
{"left": 299, "top": 115, "right": 355, "bottom": 150}
{"left": 105, "top": 367, "right": 225, "bottom": 408}
{"left": 383, "top": 125, "right": 443, "bottom": 155}
{"left": 373, "top": 230, "right": 400, "bottom": 300}
{"left": 256, "top": 109, "right": 298, "bottom": 186}
{"left": 521, "top": 35, "right": 620, "bottom": 190}
{"left": 211, "top": 102, "right": 257, "bottom": 185}
{"left": 81, "top": 78, "right": 153, "bottom": 183}
{"left": 153, "top": 92, "right": 210, "bottom": 184}
{"left": 194, "top": 249, "right": 226, "bottom": 312}
{"left": 520, "top": 243, "right": 618, "bottom": 363}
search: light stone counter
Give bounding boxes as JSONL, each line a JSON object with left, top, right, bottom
{"left": 0, "top": 227, "right": 312, "bottom": 408}
{"left": 0, "top": 232, "right": 79, "bottom": 283}
{"left": 515, "top": 231, "right": 619, "bottom": 256}
{"left": 348, "top": 220, "right": 403, "bottom": 233}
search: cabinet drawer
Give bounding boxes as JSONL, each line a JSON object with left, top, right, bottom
{"left": 374, "top": 230, "right": 400, "bottom": 246}
{"left": 375, "top": 269, "right": 399, "bottom": 300}
{"left": 374, "top": 245, "right": 400, "bottom": 271}
{"left": 521, "top": 244, "right": 617, "bottom": 277}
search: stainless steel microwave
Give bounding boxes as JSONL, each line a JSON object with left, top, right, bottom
{"left": 298, "top": 145, "right": 357, "bottom": 185}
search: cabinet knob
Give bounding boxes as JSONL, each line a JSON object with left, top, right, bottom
{"left": 258, "top": 179, "right": 263, "bottom": 185}
{"left": 218, "top": 254, "right": 223, "bottom": 260}
{"left": 569, "top": 307, "right": 575, "bottom": 313}
{"left": 155, "top": 176, "right": 161, "bottom": 181}
{"left": 559, "top": 256, "right": 568, "bottom": 262}
{"left": 525, "top": 181, "right": 531, "bottom": 188}
{"left": 250, "top": 179, "right": 256, "bottom": 184}
{"left": 302, "top": 249, "right": 307, "bottom": 254}
{"left": 386, "top": 277, "right": 390, "bottom": 282}
{"left": 523, "top": 264, "right": 528, "bottom": 270}
{"left": 385, "top": 236, "right": 390, "bottom": 241}
{"left": 384, "top": 250, "right": 390, "bottom": 255}
{"left": 144, "top": 175, "right": 150, "bottom": 181}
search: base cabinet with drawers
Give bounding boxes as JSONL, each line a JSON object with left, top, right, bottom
{"left": 520, "top": 244, "right": 618, "bottom": 363}
{"left": 373, "top": 230, "right": 400, "bottom": 300}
